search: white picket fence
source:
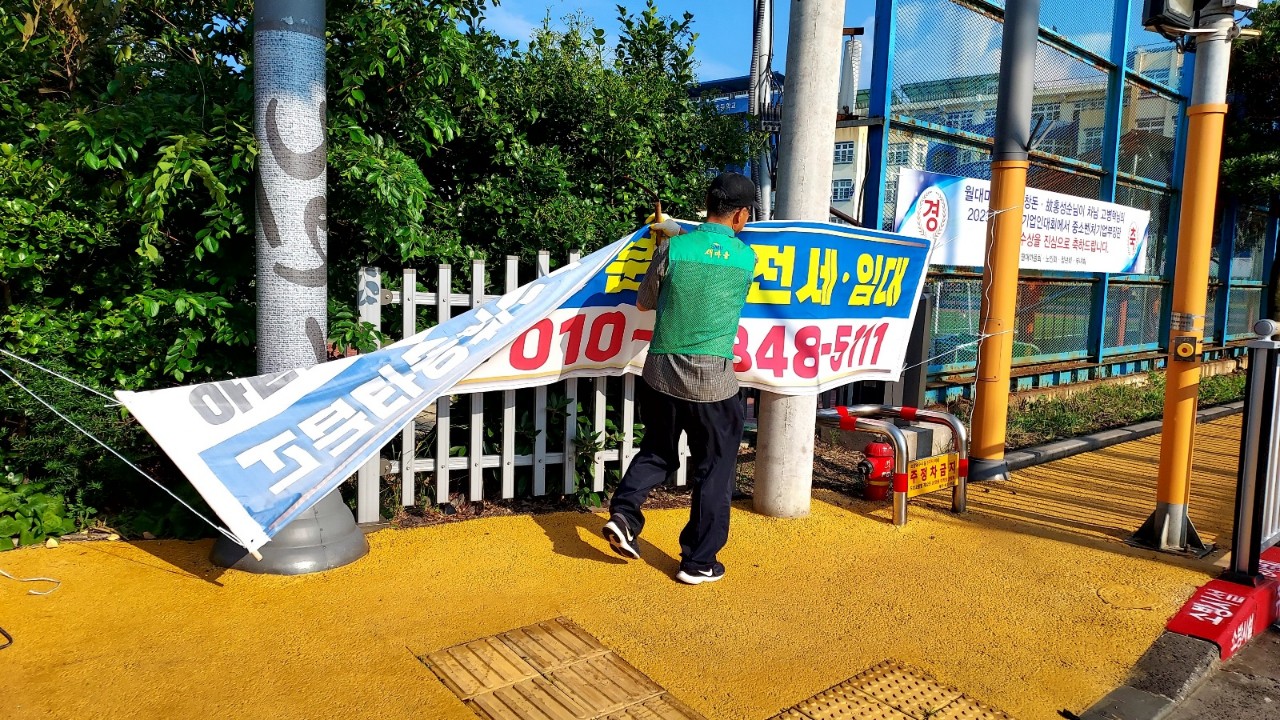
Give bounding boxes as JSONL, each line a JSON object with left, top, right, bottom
{"left": 352, "top": 253, "right": 693, "bottom": 524}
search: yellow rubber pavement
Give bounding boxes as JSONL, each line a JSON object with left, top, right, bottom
{"left": 1, "top": 416, "right": 1240, "bottom": 720}
{"left": 944, "top": 414, "right": 1242, "bottom": 547}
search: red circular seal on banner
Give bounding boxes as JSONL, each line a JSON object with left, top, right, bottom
{"left": 916, "top": 186, "right": 949, "bottom": 242}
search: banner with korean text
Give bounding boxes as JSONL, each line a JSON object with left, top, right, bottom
{"left": 459, "top": 220, "right": 931, "bottom": 396}
{"left": 894, "top": 169, "right": 1150, "bottom": 274}
{"left": 116, "top": 221, "right": 930, "bottom": 553}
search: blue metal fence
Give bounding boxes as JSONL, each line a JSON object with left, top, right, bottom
{"left": 695, "top": 0, "right": 1276, "bottom": 401}
{"left": 861, "top": 0, "right": 1276, "bottom": 399}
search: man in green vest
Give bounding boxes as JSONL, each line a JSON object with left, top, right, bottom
{"left": 603, "top": 172, "right": 758, "bottom": 585}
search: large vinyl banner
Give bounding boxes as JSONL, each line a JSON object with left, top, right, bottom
{"left": 894, "top": 168, "right": 1151, "bottom": 274}
{"left": 461, "top": 220, "right": 930, "bottom": 395}
{"left": 117, "top": 221, "right": 930, "bottom": 553}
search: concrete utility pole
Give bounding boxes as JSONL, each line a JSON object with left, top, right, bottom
{"left": 965, "top": 0, "right": 1040, "bottom": 483}
{"left": 749, "top": 0, "right": 774, "bottom": 220}
{"left": 211, "top": 0, "right": 369, "bottom": 573}
{"left": 1138, "top": 0, "right": 1238, "bottom": 551}
{"left": 754, "top": 0, "right": 846, "bottom": 518}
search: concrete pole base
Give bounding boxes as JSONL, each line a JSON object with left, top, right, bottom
{"left": 211, "top": 491, "right": 369, "bottom": 574}
{"left": 752, "top": 393, "right": 816, "bottom": 518}
{"left": 1131, "top": 501, "right": 1213, "bottom": 556}
{"left": 968, "top": 457, "right": 1011, "bottom": 482}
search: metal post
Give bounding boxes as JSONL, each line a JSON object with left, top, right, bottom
{"left": 1100, "top": 0, "right": 1132, "bottom": 203}
{"left": 1137, "top": 0, "right": 1237, "bottom": 552}
{"left": 838, "top": 31, "right": 861, "bottom": 116}
{"left": 860, "top": 0, "right": 896, "bottom": 229}
{"left": 1088, "top": 274, "right": 1111, "bottom": 364}
{"left": 966, "top": 0, "right": 1040, "bottom": 482}
{"left": 750, "top": 0, "right": 774, "bottom": 220}
{"left": 898, "top": 292, "right": 934, "bottom": 410}
{"left": 1265, "top": 197, "right": 1279, "bottom": 319}
{"left": 816, "top": 404, "right": 968, "bottom": 525}
{"left": 1089, "top": 0, "right": 1133, "bottom": 365}
{"left": 212, "top": 0, "right": 369, "bottom": 573}
{"left": 1160, "top": 50, "right": 1198, "bottom": 344}
{"left": 1215, "top": 201, "right": 1239, "bottom": 344}
{"left": 1226, "top": 319, "right": 1280, "bottom": 584}
{"left": 754, "top": 0, "right": 846, "bottom": 519}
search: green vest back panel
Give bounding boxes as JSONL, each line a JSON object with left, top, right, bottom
{"left": 650, "top": 225, "right": 755, "bottom": 359}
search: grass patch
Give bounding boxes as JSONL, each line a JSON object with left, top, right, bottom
{"left": 945, "top": 370, "right": 1247, "bottom": 450}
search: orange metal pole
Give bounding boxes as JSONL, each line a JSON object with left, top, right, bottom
{"left": 968, "top": 160, "right": 1030, "bottom": 473}
{"left": 1140, "top": 103, "right": 1228, "bottom": 549}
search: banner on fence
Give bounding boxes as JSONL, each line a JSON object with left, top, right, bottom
{"left": 116, "top": 221, "right": 930, "bottom": 553}
{"left": 459, "top": 220, "right": 931, "bottom": 395}
{"left": 894, "top": 169, "right": 1150, "bottom": 274}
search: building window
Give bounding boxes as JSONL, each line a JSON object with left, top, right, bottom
{"left": 833, "top": 141, "right": 857, "bottom": 165}
{"left": 1075, "top": 98, "right": 1106, "bottom": 112}
{"left": 832, "top": 178, "right": 854, "bottom": 203}
{"left": 1036, "top": 137, "right": 1069, "bottom": 156}
{"left": 942, "top": 110, "right": 971, "bottom": 130}
{"left": 1081, "top": 128, "right": 1104, "bottom": 154}
{"left": 1144, "top": 68, "right": 1171, "bottom": 86}
{"left": 887, "top": 143, "right": 912, "bottom": 166}
{"left": 1032, "top": 102, "right": 1059, "bottom": 124}
{"left": 1136, "top": 116, "right": 1166, "bottom": 133}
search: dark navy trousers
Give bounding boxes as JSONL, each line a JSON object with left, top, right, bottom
{"left": 609, "top": 380, "right": 745, "bottom": 571}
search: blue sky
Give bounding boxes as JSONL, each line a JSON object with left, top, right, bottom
{"left": 481, "top": 1, "right": 878, "bottom": 84}
{"left": 479, "top": 1, "right": 1179, "bottom": 88}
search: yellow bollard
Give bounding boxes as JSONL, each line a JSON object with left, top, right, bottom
{"left": 1139, "top": 103, "right": 1228, "bottom": 551}
{"left": 968, "top": 160, "right": 1030, "bottom": 481}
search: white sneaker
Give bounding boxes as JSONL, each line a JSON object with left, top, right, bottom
{"left": 602, "top": 515, "right": 641, "bottom": 560}
{"left": 675, "top": 562, "right": 725, "bottom": 585}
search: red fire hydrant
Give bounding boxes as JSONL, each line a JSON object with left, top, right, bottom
{"left": 858, "top": 441, "right": 895, "bottom": 501}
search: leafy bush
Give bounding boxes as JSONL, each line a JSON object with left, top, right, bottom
{"left": 947, "top": 370, "right": 1249, "bottom": 450}
{"left": 0, "top": 0, "right": 758, "bottom": 538}
{"left": 0, "top": 472, "right": 76, "bottom": 550}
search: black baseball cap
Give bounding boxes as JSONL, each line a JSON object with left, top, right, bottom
{"left": 707, "top": 172, "right": 757, "bottom": 211}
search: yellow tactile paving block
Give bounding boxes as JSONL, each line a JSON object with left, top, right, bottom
{"left": 424, "top": 618, "right": 699, "bottom": 720}
{"left": 469, "top": 676, "right": 592, "bottom": 720}
{"left": 845, "top": 660, "right": 963, "bottom": 717}
{"left": 931, "top": 696, "right": 1016, "bottom": 720}
{"left": 784, "top": 680, "right": 914, "bottom": 720}
{"left": 773, "top": 660, "right": 1013, "bottom": 720}
{"left": 426, "top": 635, "right": 542, "bottom": 699}
{"left": 3, "top": 415, "right": 1235, "bottom": 720}
{"left": 501, "top": 618, "right": 612, "bottom": 672}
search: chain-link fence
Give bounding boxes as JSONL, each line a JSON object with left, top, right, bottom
{"left": 926, "top": 276, "right": 983, "bottom": 371}
{"left": 1120, "top": 84, "right": 1179, "bottom": 185}
{"left": 1233, "top": 208, "right": 1268, "bottom": 282}
{"left": 1013, "top": 280, "right": 1093, "bottom": 360}
{"left": 1115, "top": 182, "right": 1173, "bottom": 275}
{"left": 1229, "top": 287, "right": 1265, "bottom": 340}
{"left": 868, "top": 0, "right": 1272, "bottom": 385}
{"left": 1205, "top": 286, "right": 1221, "bottom": 344}
{"left": 1104, "top": 282, "right": 1163, "bottom": 353}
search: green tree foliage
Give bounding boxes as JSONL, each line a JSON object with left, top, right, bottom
{"left": 0, "top": 0, "right": 759, "bottom": 541}
{"left": 1223, "top": 3, "right": 1280, "bottom": 317}
{"left": 1224, "top": 2, "right": 1280, "bottom": 200}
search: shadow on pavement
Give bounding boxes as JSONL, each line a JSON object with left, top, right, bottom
{"left": 83, "top": 539, "right": 228, "bottom": 586}
{"left": 530, "top": 510, "right": 681, "bottom": 576}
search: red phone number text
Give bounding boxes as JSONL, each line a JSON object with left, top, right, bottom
{"left": 733, "top": 323, "right": 890, "bottom": 378}
{"left": 507, "top": 312, "right": 892, "bottom": 380}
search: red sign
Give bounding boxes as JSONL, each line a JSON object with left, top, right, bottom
{"left": 1165, "top": 546, "right": 1280, "bottom": 659}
